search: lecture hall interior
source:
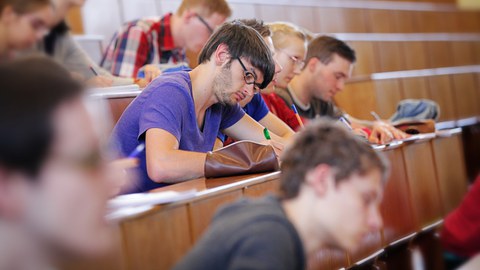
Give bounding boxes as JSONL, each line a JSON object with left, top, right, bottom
{"left": 3, "top": 0, "right": 480, "bottom": 269}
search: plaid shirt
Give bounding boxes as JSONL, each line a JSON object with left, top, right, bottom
{"left": 101, "top": 13, "right": 186, "bottom": 78}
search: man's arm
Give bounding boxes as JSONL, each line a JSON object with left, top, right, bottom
{"left": 145, "top": 128, "right": 206, "bottom": 183}
{"left": 223, "top": 114, "right": 287, "bottom": 156}
{"left": 347, "top": 115, "right": 409, "bottom": 144}
{"left": 258, "top": 112, "right": 295, "bottom": 140}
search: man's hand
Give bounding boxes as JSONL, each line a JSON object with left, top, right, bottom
{"left": 142, "top": 64, "right": 162, "bottom": 82}
{"left": 261, "top": 139, "right": 284, "bottom": 159}
{"left": 87, "top": 75, "right": 114, "bottom": 87}
{"left": 369, "top": 121, "right": 409, "bottom": 144}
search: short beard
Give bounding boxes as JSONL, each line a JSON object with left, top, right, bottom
{"left": 212, "top": 62, "right": 233, "bottom": 106}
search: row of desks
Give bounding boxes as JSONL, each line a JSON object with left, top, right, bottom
{"left": 62, "top": 129, "right": 469, "bottom": 270}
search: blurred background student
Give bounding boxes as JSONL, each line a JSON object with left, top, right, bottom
{"left": 0, "top": 56, "right": 116, "bottom": 269}
{"left": 0, "top": 0, "right": 52, "bottom": 61}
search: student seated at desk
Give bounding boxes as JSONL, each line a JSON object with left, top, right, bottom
{"left": 259, "top": 22, "right": 309, "bottom": 131}
{"left": 173, "top": 119, "right": 389, "bottom": 270}
{"left": 0, "top": 0, "right": 53, "bottom": 61}
{"left": 263, "top": 35, "right": 408, "bottom": 144}
{"left": 101, "top": 0, "right": 231, "bottom": 80}
{"left": 219, "top": 19, "right": 295, "bottom": 145}
{"left": 111, "top": 21, "right": 285, "bottom": 193}
{"left": 0, "top": 57, "right": 116, "bottom": 269}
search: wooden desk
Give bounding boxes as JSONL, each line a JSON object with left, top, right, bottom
{"left": 61, "top": 131, "right": 469, "bottom": 270}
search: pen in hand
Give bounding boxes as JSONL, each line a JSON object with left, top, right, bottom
{"left": 339, "top": 116, "right": 353, "bottom": 130}
{"left": 128, "top": 143, "right": 145, "bottom": 158}
{"left": 291, "top": 104, "right": 305, "bottom": 129}
{"left": 89, "top": 65, "right": 99, "bottom": 76}
{"left": 370, "top": 111, "right": 381, "bottom": 121}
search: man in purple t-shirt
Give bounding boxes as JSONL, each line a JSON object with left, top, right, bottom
{"left": 112, "top": 21, "right": 281, "bottom": 193}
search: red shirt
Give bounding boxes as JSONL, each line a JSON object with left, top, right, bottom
{"left": 261, "top": 93, "right": 306, "bottom": 131}
{"left": 441, "top": 175, "right": 480, "bottom": 258}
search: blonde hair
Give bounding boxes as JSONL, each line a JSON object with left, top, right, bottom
{"left": 267, "top": 21, "right": 307, "bottom": 50}
{"left": 176, "top": 0, "right": 231, "bottom": 18}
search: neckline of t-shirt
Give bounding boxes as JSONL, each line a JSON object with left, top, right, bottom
{"left": 287, "top": 85, "right": 310, "bottom": 111}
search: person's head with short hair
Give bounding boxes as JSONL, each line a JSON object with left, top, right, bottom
{"left": 280, "top": 119, "right": 388, "bottom": 252}
{"left": 300, "top": 35, "right": 356, "bottom": 102}
{"left": 0, "top": 0, "right": 53, "bottom": 55}
{"left": 237, "top": 18, "right": 282, "bottom": 107}
{"left": 0, "top": 56, "right": 114, "bottom": 268}
{"left": 197, "top": 21, "right": 275, "bottom": 105}
{"left": 266, "top": 22, "right": 308, "bottom": 90}
{"left": 174, "top": 0, "right": 231, "bottom": 53}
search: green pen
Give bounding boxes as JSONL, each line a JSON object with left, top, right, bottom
{"left": 263, "top": 127, "right": 271, "bottom": 140}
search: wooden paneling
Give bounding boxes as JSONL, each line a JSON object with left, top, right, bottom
{"left": 427, "top": 75, "right": 456, "bottom": 122}
{"left": 402, "top": 42, "right": 428, "bottom": 70}
{"left": 287, "top": 6, "right": 316, "bottom": 32}
{"left": 308, "top": 248, "right": 348, "bottom": 270}
{"left": 316, "top": 8, "right": 368, "bottom": 33}
{"left": 188, "top": 190, "right": 243, "bottom": 241}
{"left": 451, "top": 42, "right": 477, "bottom": 66}
{"left": 347, "top": 41, "right": 376, "bottom": 76}
{"left": 374, "top": 42, "right": 406, "bottom": 72}
{"left": 431, "top": 135, "right": 468, "bottom": 214}
{"left": 374, "top": 79, "right": 403, "bottom": 119}
{"left": 401, "top": 77, "right": 430, "bottom": 100}
{"left": 336, "top": 81, "right": 376, "bottom": 120}
{"left": 66, "top": 6, "right": 84, "bottom": 34}
{"left": 425, "top": 41, "right": 453, "bottom": 68}
{"left": 394, "top": 10, "right": 420, "bottom": 33}
{"left": 381, "top": 149, "right": 415, "bottom": 245}
{"left": 257, "top": 4, "right": 288, "bottom": 23}
{"left": 456, "top": 11, "right": 480, "bottom": 33}
{"left": 121, "top": 205, "right": 191, "bottom": 270}
{"left": 365, "top": 10, "right": 398, "bottom": 33}
{"left": 420, "top": 12, "right": 450, "bottom": 33}
{"left": 451, "top": 73, "right": 480, "bottom": 118}
{"left": 243, "top": 179, "right": 280, "bottom": 198}
{"left": 474, "top": 42, "right": 480, "bottom": 64}
{"left": 402, "top": 141, "right": 443, "bottom": 228}
{"left": 108, "top": 97, "right": 135, "bottom": 125}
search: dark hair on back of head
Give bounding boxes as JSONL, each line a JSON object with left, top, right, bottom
{"left": 238, "top": 19, "right": 271, "bottom": 38}
{"left": 306, "top": 35, "right": 356, "bottom": 66}
{"left": 280, "top": 119, "right": 389, "bottom": 199}
{"left": 0, "top": 56, "right": 83, "bottom": 177}
{"left": 198, "top": 20, "right": 275, "bottom": 89}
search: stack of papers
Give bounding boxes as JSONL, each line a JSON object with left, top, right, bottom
{"left": 106, "top": 189, "right": 196, "bottom": 220}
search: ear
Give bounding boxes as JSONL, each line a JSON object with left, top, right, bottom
{"left": 305, "top": 164, "right": 335, "bottom": 197}
{"left": 213, "top": 43, "right": 230, "bottom": 66}
{"left": 306, "top": 57, "right": 320, "bottom": 73}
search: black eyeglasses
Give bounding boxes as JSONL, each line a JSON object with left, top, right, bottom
{"left": 237, "top": 58, "right": 262, "bottom": 92}
{"left": 196, "top": 14, "right": 214, "bottom": 34}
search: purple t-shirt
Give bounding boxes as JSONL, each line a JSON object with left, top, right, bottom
{"left": 111, "top": 71, "right": 245, "bottom": 193}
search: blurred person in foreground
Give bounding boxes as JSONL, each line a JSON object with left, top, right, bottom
{"left": 0, "top": 56, "right": 116, "bottom": 269}
{"left": 174, "top": 119, "right": 389, "bottom": 270}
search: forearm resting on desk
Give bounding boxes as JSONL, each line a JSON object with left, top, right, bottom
{"left": 146, "top": 129, "right": 206, "bottom": 183}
